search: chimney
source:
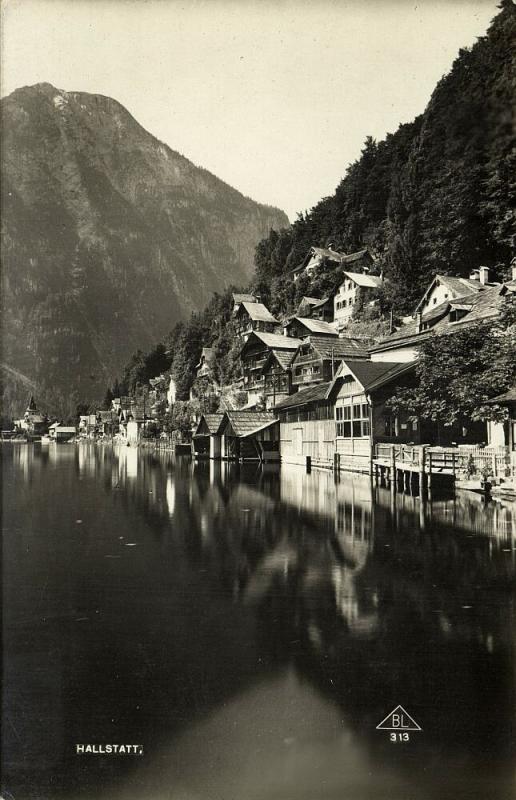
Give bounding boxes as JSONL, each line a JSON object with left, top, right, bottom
{"left": 479, "top": 266, "right": 490, "bottom": 285}
{"left": 415, "top": 311, "right": 423, "bottom": 333}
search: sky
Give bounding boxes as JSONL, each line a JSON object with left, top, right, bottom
{"left": 1, "top": 0, "right": 499, "bottom": 220}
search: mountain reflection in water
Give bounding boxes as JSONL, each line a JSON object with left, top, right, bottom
{"left": 2, "top": 444, "right": 515, "bottom": 800}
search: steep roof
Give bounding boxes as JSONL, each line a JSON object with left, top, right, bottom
{"left": 371, "top": 280, "right": 516, "bottom": 353}
{"left": 194, "top": 413, "right": 225, "bottom": 436}
{"left": 415, "top": 274, "right": 485, "bottom": 311}
{"left": 340, "top": 248, "right": 372, "bottom": 264}
{"left": 221, "top": 410, "right": 278, "bottom": 437}
{"left": 294, "top": 246, "right": 373, "bottom": 273}
{"left": 274, "top": 382, "right": 332, "bottom": 410}
{"left": 488, "top": 386, "right": 516, "bottom": 404}
{"left": 237, "top": 301, "right": 279, "bottom": 324}
{"left": 287, "top": 317, "right": 338, "bottom": 336}
{"left": 262, "top": 349, "right": 297, "bottom": 371}
{"left": 302, "top": 335, "right": 369, "bottom": 360}
{"left": 341, "top": 271, "right": 382, "bottom": 289}
{"left": 240, "top": 331, "right": 303, "bottom": 354}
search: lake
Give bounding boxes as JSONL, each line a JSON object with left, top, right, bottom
{"left": 2, "top": 443, "right": 515, "bottom": 800}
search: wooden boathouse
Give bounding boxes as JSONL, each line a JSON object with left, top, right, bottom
{"left": 219, "top": 411, "right": 280, "bottom": 462}
{"left": 192, "top": 413, "right": 225, "bottom": 459}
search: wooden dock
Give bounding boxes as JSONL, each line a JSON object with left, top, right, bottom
{"left": 373, "top": 443, "right": 458, "bottom": 496}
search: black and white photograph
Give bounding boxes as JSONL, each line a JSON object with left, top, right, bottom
{"left": 1, "top": 1, "right": 515, "bottom": 798}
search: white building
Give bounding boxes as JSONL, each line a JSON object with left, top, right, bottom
{"left": 334, "top": 271, "right": 383, "bottom": 330}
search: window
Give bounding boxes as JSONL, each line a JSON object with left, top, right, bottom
{"left": 384, "top": 414, "right": 397, "bottom": 438}
{"left": 336, "top": 405, "right": 351, "bottom": 437}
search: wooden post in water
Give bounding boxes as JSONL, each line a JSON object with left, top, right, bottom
{"left": 390, "top": 446, "right": 396, "bottom": 494}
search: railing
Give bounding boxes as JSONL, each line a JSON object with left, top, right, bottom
{"left": 374, "top": 443, "right": 512, "bottom": 478}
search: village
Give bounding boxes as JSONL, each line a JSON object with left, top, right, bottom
{"left": 6, "top": 245, "right": 516, "bottom": 500}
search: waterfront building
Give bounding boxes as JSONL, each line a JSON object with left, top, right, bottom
{"left": 14, "top": 395, "right": 47, "bottom": 435}
{"left": 48, "top": 422, "right": 77, "bottom": 442}
{"left": 274, "top": 382, "right": 335, "bottom": 469}
{"left": 217, "top": 411, "right": 280, "bottom": 461}
{"left": 192, "top": 413, "right": 225, "bottom": 459}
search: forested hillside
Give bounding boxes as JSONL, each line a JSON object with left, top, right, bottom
{"left": 116, "top": 1, "right": 514, "bottom": 406}
{"left": 255, "top": 0, "right": 515, "bottom": 314}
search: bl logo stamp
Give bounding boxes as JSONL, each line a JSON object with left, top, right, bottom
{"left": 376, "top": 705, "right": 422, "bottom": 743}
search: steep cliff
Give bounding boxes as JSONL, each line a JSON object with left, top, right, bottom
{"left": 1, "top": 83, "right": 287, "bottom": 415}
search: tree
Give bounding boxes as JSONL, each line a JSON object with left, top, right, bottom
{"left": 389, "top": 301, "right": 516, "bottom": 427}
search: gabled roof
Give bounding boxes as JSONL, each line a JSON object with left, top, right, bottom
{"left": 236, "top": 301, "right": 279, "bottom": 324}
{"left": 262, "top": 349, "right": 297, "bottom": 372}
{"left": 194, "top": 413, "right": 225, "bottom": 436}
{"left": 331, "top": 359, "right": 415, "bottom": 394}
{"left": 221, "top": 411, "right": 278, "bottom": 438}
{"left": 488, "top": 386, "right": 516, "bottom": 404}
{"left": 286, "top": 317, "right": 338, "bottom": 336}
{"left": 371, "top": 280, "right": 516, "bottom": 353}
{"left": 341, "top": 271, "right": 382, "bottom": 289}
{"left": 274, "top": 382, "right": 332, "bottom": 410}
{"left": 298, "top": 296, "right": 322, "bottom": 307}
{"left": 294, "top": 246, "right": 373, "bottom": 273}
{"left": 299, "top": 335, "right": 369, "bottom": 360}
{"left": 415, "top": 274, "right": 485, "bottom": 312}
{"left": 195, "top": 347, "right": 215, "bottom": 369}
{"left": 240, "top": 331, "right": 303, "bottom": 354}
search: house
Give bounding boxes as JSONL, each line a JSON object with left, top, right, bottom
{"left": 192, "top": 413, "right": 225, "bottom": 459}
{"left": 370, "top": 278, "right": 516, "bottom": 363}
{"left": 332, "top": 360, "right": 419, "bottom": 472}
{"left": 233, "top": 301, "right": 280, "bottom": 338}
{"left": 292, "top": 246, "right": 375, "bottom": 282}
{"left": 334, "top": 271, "right": 383, "bottom": 330}
{"left": 195, "top": 348, "right": 215, "bottom": 380}
{"left": 290, "top": 335, "right": 369, "bottom": 390}
{"left": 218, "top": 411, "right": 280, "bottom": 461}
{"left": 274, "top": 382, "right": 335, "bottom": 469}
{"left": 283, "top": 317, "right": 338, "bottom": 339}
{"left": 48, "top": 422, "right": 77, "bottom": 442}
{"left": 14, "top": 395, "right": 47, "bottom": 435}
{"left": 261, "top": 349, "right": 296, "bottom": 410}
{"left": 97, "top": 410, "right": 118, "bottom": 436}
{"left": 487, "top": 387, "right": 516, "bottom": 453}
{"left": 414, "top": 272, "right": 490, "bottom": 314}
{"left": 240, "top": 331, "right": 303, "bottom": 405}
{"left": 296, "top": 296, "right": 334, "bottom": 323}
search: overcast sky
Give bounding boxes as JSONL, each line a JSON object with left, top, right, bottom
{"left": 1, "top": 0, "right": 499, "bottom": 220}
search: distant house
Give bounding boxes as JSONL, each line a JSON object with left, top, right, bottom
{"left": 194, "top": 348, "right": 216, "bottom": 380}
{"left": 233, "top": 301, "right": 280, "bottom": 338}
{"left": 370, "top": 278, "right": 516, "bottom": 363}
{"left": 48, "top": 422, "right": 77, "bottom": 442}
{"left": 292, "top": 246, "right": 375, "bottom": 282}
{"left": 334, "top": 271, "right": 383, "bottom": 330}
{"left": 97, "top": 410, "right": 117, "bottom": 436}
{"left": 14, "top": 395, "right": 47, "bottom": 435}
{"left": 296, "top": 295, "right": 334, "bottom": 323}
{"left": 283, "top": 316, "right": 338, "bottom": 339}
{"left": 240, "top": 331, "right": 303, "bottom": 405}
{"left": 290, "top": 335, "right": 369, "bottom": 390}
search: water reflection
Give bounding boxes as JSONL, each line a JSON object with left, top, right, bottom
{"left": 2, "top": 444, "right": 515, "bottom": 800}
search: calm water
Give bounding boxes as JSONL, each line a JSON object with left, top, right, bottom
{"left": 2, "top": 443, "right": 515, "bottom": 800}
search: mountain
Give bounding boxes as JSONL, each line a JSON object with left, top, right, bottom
{"left": 254, "top": 1, "right": 515, "bottom": 316}
{"left": 0, "top": 83, "right": 288, "bottom": 416}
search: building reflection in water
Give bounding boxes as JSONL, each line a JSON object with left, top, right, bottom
{"left": 3, "top": 445, "right": 515, "bottom": 800}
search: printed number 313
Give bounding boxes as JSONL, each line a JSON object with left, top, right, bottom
{"left": 390, "top": 733, "right": 410, "bottom": 742}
